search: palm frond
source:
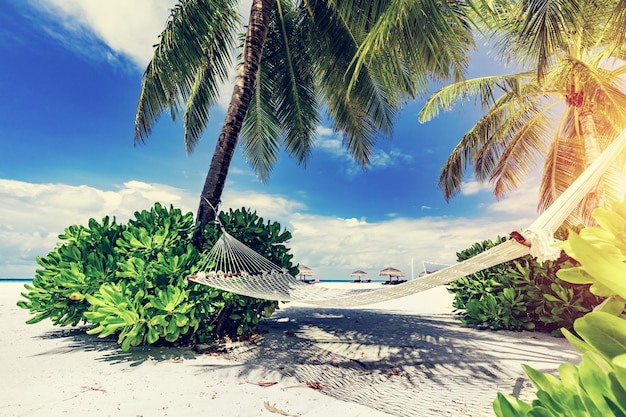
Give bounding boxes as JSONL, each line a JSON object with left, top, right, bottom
{"left": 606, "top": 0, "right": 626, "bottom": 54}
{"left": 332, "top": 0, "right": 476, "bottom": 98}
{"left": 418, "top": 72, "right": 534, "bottom": 123}
{"left": 271, "top": 0, "right": 319, "bottom": 165}
{"left": 240, "top": 0, "right": 319, "bottom": 179}
{"left": 437, "top": 79, "right": 552, "bottom": 199}
{"left": 307, "top": 0, "right": 399, "bottom": 167}
{"left": 134, "top": 0, "right": 239, "bottom": 145}
{"left": 240, "top": 63, "right": 283, "bottom": 182}
{"left": 495, "top": 0, "right": 584, "bottom": 80}
{"left": 538, "top": 134, "right": 585, "bottom": 215}
{"left": 487, "top": 100, "right": 553, "bottom": 197}
{"left": 183, "top": 62, "right": 221, "bottom": 153}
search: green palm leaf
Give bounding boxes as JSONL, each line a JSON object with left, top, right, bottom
{"left": 330, "top": 0, "right": 476, "bottom": 96}
{"left": 307, "top": 0, "right": 399, "bottom": 167}
{"left": 134, "top": 0, "right": 240, "bottom": 150}
{"left": 426, "top": 0, "right": 626, "bottom": 225}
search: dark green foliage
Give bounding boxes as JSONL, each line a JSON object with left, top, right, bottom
{"left": 17, "top": 204, "right": 295, "bottom": 350}
{"left": 448, "top": 226, "right": 601, "bottom": 334}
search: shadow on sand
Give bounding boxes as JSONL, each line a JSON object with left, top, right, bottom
{"left": 36, "top": 326, "right": 197, "bottom": 366}
{"left": 34, "top": 307, "right": 579, "bottom": 416}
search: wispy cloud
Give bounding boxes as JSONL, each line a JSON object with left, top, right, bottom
{"left": 20, "top": 0, "right": 239, "bottom": 106}
{"left": 315, "top": 127, "right": 413, "bottom": 175}
{"left": 1, "top": 178, "right": 536, "bottom": 279}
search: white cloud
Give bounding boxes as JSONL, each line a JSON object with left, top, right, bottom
{"left": 287, "top": 211, "right": 534, "bottom": 281}
{"left": 316, "top": 136, "right": 345, "bottom": 157}
{"left": 25, "top": 0, "right": 177, "bottom": 67}
{"left": 460, "top": 179, "right": 491, "bottom": 196}
{"left": 1, "top": 178, "right": 539, "bottom": 280}
{"left": 22, "top": 0, "right": 244, "bottom": 107}
{"left": 0, "top": 179, "right": 199, "bottom": 278}
{"left": 315, "top": 128, "right": 414, "bottom": 175}
{"left": 486, "top": 178, "right": 540, "bottom": 216}
{"left": 0, "top": 179, "right": 304, "bottom": 277}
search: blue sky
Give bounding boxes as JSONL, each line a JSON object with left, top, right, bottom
{"left": 1, "top": 0, "right": 541, "bottom": 279}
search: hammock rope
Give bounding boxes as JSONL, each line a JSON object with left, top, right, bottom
{"left": 188, "top": 128, "right": 626, "bottom": 307}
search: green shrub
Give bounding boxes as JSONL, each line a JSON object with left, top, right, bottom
{"left": 17, "top": 216, "right": 125, "bottom": 326}
{"left": 17, "top": 204, "right": 295, "bottom": 350}
{"left": 449, "top": 226, "right": 601, "bottom": 334}
{"left": 493, "top": 195, "right": 626, "bottom": 417}
{"left": 191, "top": 207, "right": 298, "bottom": 340}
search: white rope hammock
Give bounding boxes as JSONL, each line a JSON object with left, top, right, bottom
{"left": 188, "top": 128, "right": 626, "bottom": 307}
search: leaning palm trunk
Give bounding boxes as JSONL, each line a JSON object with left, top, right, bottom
{"left": 193, "top": 0, "right": 275, "bottom": 247}
{"left": 578, "top": 109, "right": 604, "bottom": 224}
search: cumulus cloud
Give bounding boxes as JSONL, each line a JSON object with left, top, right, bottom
{"left": 0, "top": 179, "right": 305, "bottom": 277}
{"left": 1, "top": 178, "right": 539, "bottom": 280}
{"left": 460, "top": 179, "right": 491, "bottom": 196}
{"left": 287, "top": 211, "right": 533, "bottom": 280}
{"left": 0, "top": 179, "right": 197, "bottom": 277}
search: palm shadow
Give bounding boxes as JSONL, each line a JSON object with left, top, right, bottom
{"left": 206, "top": 307, "right": 579, "bottom": 416}
{"left": 32, "top": 307, "right": 580, "bottom": 416}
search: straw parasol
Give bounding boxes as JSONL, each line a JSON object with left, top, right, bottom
{"left": 298, "top": 264, "right": 315, "bottom": 281}
{"left": 379, "top": 266, "right": 406, "bottom": 283}
{"left": 350, "top": 269, "right": 369, "bottom": 282}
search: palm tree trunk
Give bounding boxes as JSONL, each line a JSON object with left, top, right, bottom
{"left": 579, "top": 109, "right": 601, "bottom": 166}
{"left": 578, "top": 108, "right": 603, "bottom": 224}
{"left": 193, "top": 0, "right": 275, "bottom": 248}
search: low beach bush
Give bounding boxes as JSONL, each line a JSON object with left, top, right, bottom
{"left": 448, "top": 226, "right": 601, "bottom": 334}
{"left": 17, "top": 204, "right": 295, "bottom": 350}
{"left": 493, "top": 196, "right": 626, "bottom": 416}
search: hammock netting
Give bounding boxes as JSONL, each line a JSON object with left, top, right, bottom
{"left": 188, "top": 128, "right": 626, "bottom": 307}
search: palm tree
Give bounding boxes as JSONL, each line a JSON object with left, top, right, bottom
{"left": 134, "top": 0, "right": 477, "bottom": 246}
{"left": 419, "top": 0, "right": 626, "bottom": 226}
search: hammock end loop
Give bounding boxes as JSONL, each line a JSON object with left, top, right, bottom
{"left": 512, "top": 228, "right": 562, "bottom": 263}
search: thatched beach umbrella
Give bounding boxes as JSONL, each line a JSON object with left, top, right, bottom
{"left": 298, "top": 264, "right": 314, "bottom": 280}
{"left": 379, "top": 266, "right": 406, "bottom": 283}
{"left": 350, "top": 270, "right": 369, "bottom": 282}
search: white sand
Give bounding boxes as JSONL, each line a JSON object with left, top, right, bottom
{"left": 1, "top": 282, "right": 580, "bottom": 417}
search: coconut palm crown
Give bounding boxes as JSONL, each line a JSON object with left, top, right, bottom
{"left": 134, "top": 0, "right": 477, "bottom": 245}
{"left": 419, "top": 0, "right": 626, "bottom": 226}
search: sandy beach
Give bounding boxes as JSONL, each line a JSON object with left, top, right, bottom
{"left": 1, "top": 281, "right": 580, "bottom": 417}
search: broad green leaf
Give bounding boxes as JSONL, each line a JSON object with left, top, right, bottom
{"left": 575, "top": 312, "right": 626, "bottom": 360}
{"left": 557, "top": 268, "right": 595, "bottom": 285}
{"left": 523, "top": 365, "right": 564, "bottom": 399}
{"left": 146, "top": 327, "right": 159, "bottom": 344}
{"left": 493, "top": 392, "right": 531, "bottom": 417}
{"left": 526, "top": 405, "right": 559, "bottom": 417}
{"left": 578, "top": 351, "right": 614, "bottom": 414}
{"left": 615, "top": 353, "right": 626, "bottom": 368}
{"left": 565, "top": 232, "right": 626, "bottom": 299}
{"left": 595, "top": 296, "right": 626, "bottom": 316}
{"left": 558, "top": 362, "right": 580, "bottom": 390}
{"left": 607, "top": 373, "right": 626, "bottom": 414}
